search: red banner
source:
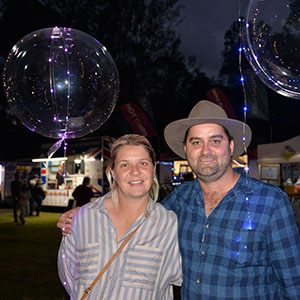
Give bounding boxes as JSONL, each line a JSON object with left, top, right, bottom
{"left": 206, "top": 88, "right": 237, "bottom": 119}
{"left": 120, "top": 102, "right": 158, "bottom": 138}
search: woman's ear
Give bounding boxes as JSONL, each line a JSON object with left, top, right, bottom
{"left": 110, "top": 168, "right": 116, "bottom": 182}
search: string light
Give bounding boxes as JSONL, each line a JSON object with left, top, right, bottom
{"left": 238, "top": 0, "right": 255, "bottom": 231}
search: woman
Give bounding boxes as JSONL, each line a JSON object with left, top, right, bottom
{"left": 57, "top": 134, "right": 182, "bottom": 299}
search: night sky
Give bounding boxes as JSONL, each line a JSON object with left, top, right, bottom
{"left": 2, "top": 0, "right": 300, "bottom": 160}
{"left": 177, "top": 0, "right": 244, "bottom": 77}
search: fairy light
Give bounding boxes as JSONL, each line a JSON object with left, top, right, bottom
{"left": 156, "top": 161, "right": 180, "bottom": 186}
{"left": 238, "top": 0, "right": 256, "bottom": 233}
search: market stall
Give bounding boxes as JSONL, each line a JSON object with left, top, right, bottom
{"left": 257, "top": 135, "right": 300, "bottom": 200}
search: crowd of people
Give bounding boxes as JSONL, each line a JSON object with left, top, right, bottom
{"left": 10, "top": 174, "right": 45, "bottom": 224}
{"left": 57, "top": 100, "right": 300, "bottom": 300}
{"left": 10, "top": 171, "right": 95, "bottom": 225}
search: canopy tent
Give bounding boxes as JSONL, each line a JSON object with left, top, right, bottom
{"left": 257, "top": 135, "right": 300, "bottom": 164}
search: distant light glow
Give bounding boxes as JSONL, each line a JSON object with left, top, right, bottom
{"left": 0, "top": 165, "right": 3, "bottom": 185}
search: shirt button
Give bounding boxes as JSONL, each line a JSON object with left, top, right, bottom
{"left": 196, "top": 279, "right": 200, "bottom": 283}
{"left": 108, "top": 275, "right": 112, "bottom": 279}
{"left": 201, "top": 250, "right": 205, "bottom": 255}
{"left": 206, "top": 223, "right": 210, "bottom": 228}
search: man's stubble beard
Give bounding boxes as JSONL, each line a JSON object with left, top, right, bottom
{"left": 188, "top": 153, "right": 232, "bottom": 184}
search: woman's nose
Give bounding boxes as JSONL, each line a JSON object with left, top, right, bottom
{"left": 130, "top": 164, "right": 140, "bottom": 175}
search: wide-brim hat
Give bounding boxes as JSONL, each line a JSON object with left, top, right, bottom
{"left": 164, "top": 100, "right": 252, "bottom": 159}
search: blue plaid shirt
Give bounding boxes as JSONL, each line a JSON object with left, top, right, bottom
{"left": 162, "top": 169, "right": 300, "bottom": 299}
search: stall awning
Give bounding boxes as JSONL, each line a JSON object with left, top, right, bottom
{"left": 257, "top": 135, "right": 300, "bottom": 164}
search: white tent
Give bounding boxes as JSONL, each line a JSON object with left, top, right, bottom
{"left": 257, "top": 135, "right": 300, "bottom": 164}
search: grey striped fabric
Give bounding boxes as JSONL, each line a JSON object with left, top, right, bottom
{"left": 58, "top": 194, "right": 182, "bottom": 299}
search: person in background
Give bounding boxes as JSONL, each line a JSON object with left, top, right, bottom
{"left": 31, "top": 180, "right": 46, "bottom": 216}
{"left": 72, "top": 176, "right": 94, "bottom": 207}
{"left": 18, "top": 181, "right": 31, "bottom": 225}
{"left": 29, "top": 174, "right": 39, "bottom": 216}
{"left": 57, "top": 134, "right": 182, "bottom": 299}
{"left": 55, "top": 165, "right": 64, "bottom": 189}
{"left": 58, "top": 100, "right": 300, "bottom": 299}
{"left": 11, "top": 172, "right": 21, "bottom": 222}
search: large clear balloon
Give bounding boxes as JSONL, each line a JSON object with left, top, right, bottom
{"left": 2, "top": 27, "right": 119, "bottom": 139}
{"left": 243, "top": 0, "right": 300, "bottom": 99}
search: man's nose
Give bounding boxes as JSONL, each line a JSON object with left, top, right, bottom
{"left": 201, "top": 142, "right": 212, "bottom": 154}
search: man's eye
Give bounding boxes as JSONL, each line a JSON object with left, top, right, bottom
{"left": 192, "top": 141, "right": 201, "bottom": 145}
{"left": 140, "top": 161, "right": 148, "bottom": 166}
{"left": 120, "top": 163, "right": 128, "bottom": 168}
{"left": 211, "top": 140, "right": 221, "bottom": 144}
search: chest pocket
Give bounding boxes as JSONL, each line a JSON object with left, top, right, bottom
{"left": 223, "top": 228, "right": 265, "bottom": 265}
{"left": 76, "top": 243, "right": 100, "bottom": 283}
{"left": 121, "top": 245, "right": 164, "bottom": 290}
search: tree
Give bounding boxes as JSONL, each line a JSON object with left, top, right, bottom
{"left": 0, "top": 0, "right": 213, "bottom": 159}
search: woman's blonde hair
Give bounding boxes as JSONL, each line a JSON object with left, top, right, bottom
{"left": 106, "top": 134, "right": 159, "bottom": 206}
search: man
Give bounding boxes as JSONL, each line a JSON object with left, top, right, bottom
{"left": 28, "top": 174, "right": 39, "bottom": 216}
{"left": 55, "top": 165, "right": 64, "bottom": 189}
{"left": 72, "top": 176, "right": 94, "bottom": 207}
{"left": 162, "top": 100, "right": 300, "bottom": 299}
{"left": 10, "top": 173, "right": 21, "bottom": 222}
{"left": 57, "top": 100, "right": 300, "bottom": 299}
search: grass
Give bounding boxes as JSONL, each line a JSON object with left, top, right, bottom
{"left": 0, "top": 208, "right": 69, "bottom": 300}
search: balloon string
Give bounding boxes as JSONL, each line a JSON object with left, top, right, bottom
{"left": 238, "top": 0, "right": 253, "bottom": 231}
{"left": 47, "top": 138, "right": 65, "bottom": 159}
{"left": 238, "top": 0, "right": 249, "bottom": 178}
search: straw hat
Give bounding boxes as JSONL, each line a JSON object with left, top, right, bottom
{"left": 164, "top": 100, "right": 252, "bottom": 159}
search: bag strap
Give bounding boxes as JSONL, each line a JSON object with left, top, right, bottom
{"left": 80, "top": 211, "right": 149, "bottom": 300}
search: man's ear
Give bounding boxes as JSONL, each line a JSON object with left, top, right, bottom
{"left": 230, "top": 140, "right": 234, "bottom": 157}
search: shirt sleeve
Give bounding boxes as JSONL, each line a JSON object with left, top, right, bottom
{"left": 159, "top": 211, "right": 183, "bottom": 289}
{"left": 57, "top": 230, "right": 77, "bottom": 295}
{"left": 161, "top": 189, "right": 177, "bottom": 211}
{"left": 268, "top": 192, "right": 300, "bottom": 298}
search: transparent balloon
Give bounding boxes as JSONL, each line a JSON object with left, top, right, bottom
{"left": 243, "top": 0, "right": 300, "bottom": 99}
{"left": 2, "top": 27, "right": 119, "bottom": 139}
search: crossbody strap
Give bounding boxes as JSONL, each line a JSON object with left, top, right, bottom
{"left": 80, "top": 211, "right": 149, "bottom": 300}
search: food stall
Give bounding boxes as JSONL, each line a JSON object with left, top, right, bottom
{"left": 257, "top": 135, "right": 300, "bottom": 201}
{"left": 33, "top": 136, "right": 115, "bottom": 208}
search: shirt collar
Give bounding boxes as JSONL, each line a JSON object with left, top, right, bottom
{"left": 97, "top": 192, "right": 155, "bottom": 217}
{"left": 232, "top": 168, "right": 254, "bottom": 195}
{"left": 189, "top": 168, "right": 254, "bottom": 199}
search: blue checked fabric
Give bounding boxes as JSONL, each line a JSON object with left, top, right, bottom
{"left": 162, "top": 169, "right": 300, "bottom": 299}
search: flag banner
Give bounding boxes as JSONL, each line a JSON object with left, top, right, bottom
{"left": 206, "top": 87, "right": 237, "bottom": 119}
{"left": 120, "top": 102, "right": 158, "bottom": 138}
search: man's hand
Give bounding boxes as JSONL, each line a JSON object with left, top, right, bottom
{"left": 57, "top": 207, "right": 80, "bottom": 236}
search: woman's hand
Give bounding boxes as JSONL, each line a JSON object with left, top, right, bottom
{"left": 57, "top": 207, "right": 80, "bottom": 236}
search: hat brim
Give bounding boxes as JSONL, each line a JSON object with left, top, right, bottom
{"left": 164, "top": 117, "right": 252, "bottom": 159}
